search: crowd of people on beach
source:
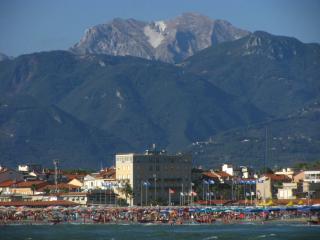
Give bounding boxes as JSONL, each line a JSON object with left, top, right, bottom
{"left": 0, "top": 205, "right": 319, "bottom": 225}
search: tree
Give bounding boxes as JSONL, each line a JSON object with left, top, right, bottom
{"left": 31, "top": 184, "right": 37, "bottom": 195}
{"left": 44, "top": 188, "right": 50, "bottom": 195}
{"left": 120, "top": 182, "right": 133, "bottom": 204}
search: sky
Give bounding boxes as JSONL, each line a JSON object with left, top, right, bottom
{"left": 1, "top": 0, "right": 320, "bottom": 57}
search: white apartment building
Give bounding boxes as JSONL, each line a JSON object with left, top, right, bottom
{"left": 304, "top": 171, "right": 320, "bottom": 183}
{"left": 116, "top": 149, "right": 192, "bottom": 206}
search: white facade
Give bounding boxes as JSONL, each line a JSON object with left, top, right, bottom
{"left": 83, "top": 175, "right": 105, "bottom": 190}
{"left": 277, "top": 182, "right": 297, "bottom": 199}
{"left": 116, "top": 151, "right": 192, "bottom": 206}
{"left": 18, "top": 165, "right": 29, "bottom": 172}
{"left": 222, "top": 164, "right": 233, "bottom": 176}
{"left": 82, "top": 174, "right": 118, "bottom": 192}
{"left": 275, "top": 168, "right": 294, "bottom": 179}
{"left": 304, "top": 171, "right": 320, "bottom": 183}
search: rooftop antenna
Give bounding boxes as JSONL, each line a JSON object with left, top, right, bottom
{"left": 53, "top": 159, "right": 59, "bottom": 193}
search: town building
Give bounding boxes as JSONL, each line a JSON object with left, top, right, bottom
{"left": 222, "top": 164, "right": 234, "bottom": 176}
{"left": 275, "top": 168, "right": 295, "bottom": 179}
{"left": 87, "top": 189, "right": 117, "bottom": 205}
{"left": 202, "top": 170, "right": 232, "bottom": 183}
{"left": 256, "top": 173, "right": 291, "bottom": 200}
{"left": 0, "top": 166, "right": 24, "bottom": 182}
{"left": 82, "top": 168, "right": 117, "bottom": 191}
{"left": 18, "top": 164, "right": 43, "bottom": 173}
{"left": 304, "top": 170, "right": 320, "bottom": 183}
{"left": 116, "top": 147, "right": 192, "bottom": 206}
{"left": 277, "top": 182, "right": 302, "bottom": 199}
{"left": 58, "top": 192, "right": 88, "bottom": 205}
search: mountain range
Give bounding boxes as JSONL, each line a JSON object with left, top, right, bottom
{"left": 70, "top": 13, "right": 249, "bottom": 63}
{"left": 0, "top": 53, "right": 10, "bottom": 62}
{"left": 0, "top": 13, "right": 319, "bottom": 169}
{"left": 188, "top": 101, "right": 320, "bottom": 169}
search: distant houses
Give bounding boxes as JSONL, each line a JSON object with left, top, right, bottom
{"left": 1, "top": 152, "right": 320, "bottom": 207}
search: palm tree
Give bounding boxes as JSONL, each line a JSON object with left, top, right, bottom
{"left": 120, "top": 182, "right": 133, "bottom": 205}
{"left": 31, "top": 184, "right": 37, "bottom": 195}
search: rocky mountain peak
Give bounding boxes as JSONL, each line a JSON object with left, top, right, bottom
{"left": 70, "top": 13, "right": 250, "bottom": 63}
{"left": 242, "top": 31, "right": 305, "bottom": 60}
{"left": 0, "top": 52, "right": 10, "bottom": 61}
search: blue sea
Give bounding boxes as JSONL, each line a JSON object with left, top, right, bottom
{"left": 1, "top": 223, "right": 320, "bottom": 240}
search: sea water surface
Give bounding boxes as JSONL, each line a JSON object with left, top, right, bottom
{"left": 1, "top": 223, "right": 320, "bottom": 240}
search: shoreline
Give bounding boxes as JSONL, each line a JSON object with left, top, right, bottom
{"left": 0, "top": 218, "right": 315, "bottom": 226}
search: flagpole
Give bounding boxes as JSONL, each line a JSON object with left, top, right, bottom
{"left": 182, "top": 183, "right": 184, "bottom": 206}
{"left": 243, "top": 182, "right": 247, "bottom": 206}
{"left": 140, "top": 181, "right": 143, "bottom": 207}
{"left": 190, "top": 183, "right": 193, "bottom": 206}
{"left": 109, "top": 183, "right": 112, "bottom": 205}
{"left": 145, "top": 182, "right": 148, "bottom": 207}
{"left": 104, "top": 183, "right": 107, "bottom": 205}
{"left": 202, "top": 182, "right": 204, "bottom": 202}
{"left": 169, "top": 190, "right": 171, "bottom": 206}
{"left": 250, "top": 182, "right": 253, "bottom": 205}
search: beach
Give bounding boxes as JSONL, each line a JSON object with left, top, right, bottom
{"left": 0, "top": 205, "right": 319, "bottom": 226}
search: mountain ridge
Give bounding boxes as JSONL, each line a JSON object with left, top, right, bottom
{"left": 0, "top": 21, "right": 319, "bottom": 168}
{"left": 183, "top": 31, "right": 320, "bottom": 117}
{"left": 70, "top": 13, "right": 249, "bottom": 63}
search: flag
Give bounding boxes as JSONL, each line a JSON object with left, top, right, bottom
{"left": 208, "top": 180, "right": 215, "bottom": 185}
{"left": 189, "top": 191, "right": 197, "bottom": 196}
{"left": 169, "top": 188, "right": 175, "bottom": 194}
{"left": 143, "top": 181, "right": 151, "bottom": 186}
{"left": 180, "top": 192, "right": 184, "bottom": 196}
{"left": 203, "top": 180, "right": 209, "bottom": 185}
{"left": 191, "top": 182, "right": 195, "bottom": 186}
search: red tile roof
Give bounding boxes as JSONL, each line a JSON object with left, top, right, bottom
{"left": 215, "top": 171, "right": 232, "bottom": 178}
{"left": 15, "top": 180, "right": 47, "bottom": 188}
{"left": 202, "top": 172, "right": 220, "bottom": 179}
{"left": 202, "top": 171, "right": 231, "bottom": 179}
{"left": 0, "top": 180, "right": 16, "bottom": 187}
{"left": 64, "top": 174, "right": 85, "bottom": 181}
{"left": 99, "top": 168, "right": 116, "bottom": 179}
{"left": 264, "top": 173, "right": 291, "bottom": 181}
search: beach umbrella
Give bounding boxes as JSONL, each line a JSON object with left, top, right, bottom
{"left": 297, "top": 200, "right": 304, "bottom": 205}
{"left": 286, "top": 201, "right": 294, "bottom": 206}
{"left": 310, "top": 206, "right": 320, "bottom": 212}
{"left": 250, "top": 208, "right": 264, "bottom": 213}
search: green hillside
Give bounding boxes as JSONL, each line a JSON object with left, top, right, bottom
{"left": 0, "top": 95, "right": 129, "bottom": 168}
{"left": 184, "top": 31, "right": 320, "bottom": 117}
{"left": 189, "top": 102, "right": 320, "bottom": 168}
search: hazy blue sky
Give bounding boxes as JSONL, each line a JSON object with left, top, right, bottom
{"left": 1, "top": 0, "right": 320, "bottom": 56}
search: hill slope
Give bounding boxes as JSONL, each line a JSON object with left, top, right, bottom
{"left": 188, "top": 101, "right": 320, "bottom": 168}
{"left": 184, "top": 31, "right": 320, "bottom": 117}
{"left": 0, "top": 51, "right": 265, "bottom": 167}
{"left": 0, "top": 95, "right": 129, "bottom": 168}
